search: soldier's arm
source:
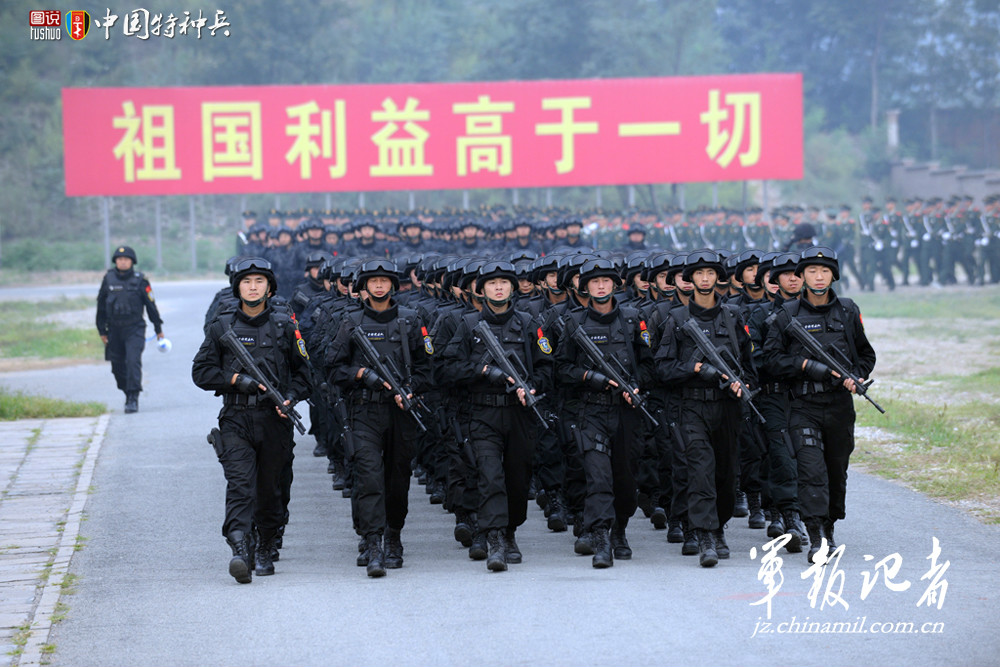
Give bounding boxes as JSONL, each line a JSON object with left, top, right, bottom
{"left": 140, "top": 278, "right": 164, "bottom": 335}
{"left": 284, "top": 325, "right": 312, "bottom": 402}
{"left": 653, "top": 315, "right": 695, "bottom": 385}
{"left": 191, "top": 332, "right": 230, "bottom": 393}
{"left": 95, "top": 277, "right": 109, "bottom": 335}
{"left": 851, "top": 306, "right": 877, "bottom": 379}
{"left": 761, "top": 309, "right": 804, "bottom": 380}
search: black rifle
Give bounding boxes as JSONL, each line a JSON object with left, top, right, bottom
{"left": 330, "top": 387, "right": 356, "bottom": 457}
{"left": 558, "top": 316, "right": 659, "bottom": 428}
{"left": 219, "top": 326, "right": 307, "bottom": 434}
{"left": 680, "top": 318, "right": 766, "bottom": 424}
{"left": 349, "top": 327, "right": 430, "bottom": 432}
{"left": 473, "top": 320, "right": 549, "bottom": 429}
{"left": 783, "top": 317, "right": 886, "bottom": 414}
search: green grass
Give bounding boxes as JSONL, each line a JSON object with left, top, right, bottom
{"left": 855, "top": 395, "right": 1000, "bottom": 522}
{"left": 0, "top": 297, "right": 104, "bottom": 360}
{"left": 850, "top": 286, "right": 1000, "bottom": 319}
{"left": 0, "top": 387, "right": 106, "bottom": 420}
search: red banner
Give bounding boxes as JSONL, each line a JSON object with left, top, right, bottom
{"left": 62, "top": 74, "right": 802, "bottom": 197}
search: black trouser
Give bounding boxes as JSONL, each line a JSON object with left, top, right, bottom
{"left": 788, "top": 390, "right": 855, "bottom": 522}
{"left": 445, "top": 402, "right": 478, "bottom": 514}
{"left": 533, "top": 397, "right": 565, "bottom": 493}
{"left": 559, "top": 398, "right": 587, "bottom": 518}
{"left": 106, "top": 322, "right": 145, "bottom": 393}
{"left": 574, "top": 401, "right": 639, "bottom": 533}
{"left": 738, "top": 406, "right": 766, "bottom": 497}
{"left": 349, "top": 400, "right": 416, "bottom": 537}
{"left": 470, "top": 403, "right": 536, "bottom": 531}
{"left": 759, "top": 390, "right": 795, "bottom": 512}
{"left": 680, "top": 397, "right": 740, "bottom": 531}
{"left": 216, "top": 404, "right": 294, "bottom": 541}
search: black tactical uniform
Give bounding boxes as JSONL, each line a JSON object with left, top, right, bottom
{"left": 96, "top": 246, "right": 164, "bottom": 413}
{"left": 441, "top": 261, "right": 552, "bottom": 571}
{"left": 326, "top": 259, "right": 432, "bottom": 577}
{"left": 555, "top": 258, "right": 654, "bottom": 568}
{"left": 192, "top": 258, "right": 311, "bottom": 583}
{"left": 654, "top": 250, "right": 757, "bottom": 568}
{"left": 762, "top": 247, "right": 876, "bottom": 563}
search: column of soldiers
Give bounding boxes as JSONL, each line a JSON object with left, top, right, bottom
{"left": 235, "top": 193, "right": 1000, "bottom": 294}
{"left": 197, "top": 201, "right": 894, "bottom": 583}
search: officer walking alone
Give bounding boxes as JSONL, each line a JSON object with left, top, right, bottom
{"left": 96, "top": 246, "right": 165, "bottom": 413}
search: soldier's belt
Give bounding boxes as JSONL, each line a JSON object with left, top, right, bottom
{"left": 759, "top": 381, "right": 788, "bottom": 395}
{"left": 790, "top": 381, "right": 834, "bottom": 397}
{"left": 468, "top": 393, "right": 520, "bottom": 408}
{"left": 223, "top": 393, "right": 264, "bottom": 408}
{"left": 681, "top": 386, "right": 727, "bottom": 401}
{"left": 350, "top": 388, "right": 394, "bottom": 404}
{"left": 579, "top": 391, "right": 625, "bottom": 406}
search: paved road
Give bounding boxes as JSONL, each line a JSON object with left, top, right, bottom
{"left": 1, "top": 280, "right": 998, "bottom": 667}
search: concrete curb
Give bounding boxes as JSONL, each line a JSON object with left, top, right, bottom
{"left": 18, "top": 414, "right": 109, "bottom": 667}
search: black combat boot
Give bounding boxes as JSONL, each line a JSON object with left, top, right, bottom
{"left": 747, "top": 492, "right": 766, "bottom": 529}
{"left": 733, "top": 488, "right": 749, "bottom": 518}
{"left": 255, "top": 534, "right": 275, "bottom": 576}
{"left": 453, "top": 510, "right": 474, "bottom": 547}
{"left": 312, "top": 440, "right": 327, "bottom": 457}
{"left": 610, "top": 522, "right": 632, "bottom": 560}
{"left": 503, "top": 527, "right": 522, "bottom": 564}
{"left": 330, "top": 462, "right": 346, "bottom": 490}
{"left": 571, "top": 513, "right": 586, "bottom": 538}
{"left": 681, "top": 526, "right": 699, "bottom": 556}
{"left": 537, "top": 488, "right": 549, "bottom": 514}
{"left": 384, "top": 528, "right": 404, "bottom": 569}
{"left": 271, "top": 524, "right": 283, "bottom": 562}
{"left": 697, "top": 528, "right": 718, "bottom": 568}
{"left": 650, "top": 506, "right": 668, "bottom": 530}
{"left": 429, "top": 480, "right": 446, "bottom": 505}
{"left": 468, "top": 530, "right": 488, "bottom": 561}
{"left": 124, "top": 391, "right": 139, "bottom": 414}
{"left": 767, "top": 510, "right": 786, "bottom": 539}
{"left": 226, "top": 530, "right": 252, "bottom": 584}
{"left": 356, "top": 535, "right": 368, "bottom": 566}
{"left": 486, "top": 529, "right": 507, "bottom": 572}
{"left": 822, "top": 518, "right": 837, "bottom": 550}
{"left": 782, "top": 510, "right": 806, "bottom": 553}
{"left": 546, "top": 492, "right": 568, "bottom": 532}
{"left": 365, "top": 533, "right": 386, "bottom": 578}
{"left": 591, "top": 528, "right": 613, "bottom": 569}
{"left": 667, "top": 519, "right": 685, "bottom": 544}
{"left": 573, "top": 530, "right": 594, "bottom": 555}
{"left": 806, "top": 520, "right": 826, "bottom": 564}
{"left": 712, "top": 528, "right": 730, "bottom": 559}
{"left": 636, "top": 492, "right": 655, "bottom": 519}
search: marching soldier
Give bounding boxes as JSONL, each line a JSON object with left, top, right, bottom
{"left": 441, "top": 261, "right": 552, "bottom": 571}
{"left": 96, "top": 245, "right": 165, "bottom": 413}
{"left": 762, "top": 246, "right": 876, "bottom": 563}
{"left": 192, "top": 257, "right": 311, "bottom": 582}
{"left": 325, "top": 259, "right": 432, "bottom": 577}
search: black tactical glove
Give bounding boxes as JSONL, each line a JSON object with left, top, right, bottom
{"left": 584, "top": 370, "right": 612, "bottom": 391}
{"left": 361, "top": 368, "right": 386, "bottom": 391}
{"left": 234, "top": 374, "right": 262, "bottom": 394}
{"left": 803, "top": 359, "right": 834, "bottom": 382}
{"left": 697, "top": 363, "right": 726, "bottom": 385}
{"left": 482, "top": 365, "right": 508, "bottom": 386}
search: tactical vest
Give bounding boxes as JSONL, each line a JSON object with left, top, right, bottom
{"left": 346, "top": 305, "right": 419, "bottom": 385}
{"left": 463, "top": 308, "right": 537, "bottom": 380}
{"left": 104, "top": 270, "right": 145, "bottom": 324}
{"left": 672, "top": 302, "right": 745, "bottom": 385}
{"left": 782, "top": 297, "right": 861, "bottom": 378}
{"left": 567, "top": 304, "right": 642, "bottom": 385}
{"left": 213, "top": 308, "right": 294, "bottom": 391}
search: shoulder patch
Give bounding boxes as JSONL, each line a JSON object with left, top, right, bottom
{"left": 145, "top": 284, "right": 154, "bottom": 302}
{"left": 421, "top": 326, "right": 434, "bottom": 355}
{"left": 537, "top": 327, "right": 552, "bottom": 355}
{"left": 639, "top": 320, "right": 651, "bottom": 347}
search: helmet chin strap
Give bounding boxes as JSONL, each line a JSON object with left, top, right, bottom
{"left": 369, "top": 290, "right": 392, "bottom": 303}
{"left": 677, "top": 286, "right": 694, "bottom": 298}
{"left": 590, "top": 293, "right": 613, "bottom": 304}
{"left": 779, "top": 287, "right": 802, "bottom": 299}
{"left": 486, "top": 295, "right": 511, "bottom": 308}
{"left": 240, "top": 295, "right": 267, "bottom": 308}
{"left": 694, "top": 285, "right": 716, "bottom": 296}
{"left": 806, "top": 285, "right": 830, "bottom": 296}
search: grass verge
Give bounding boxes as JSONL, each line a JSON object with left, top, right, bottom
{"left": 854, "top": 392, "right": 1000, "bottom": 523}
{"left": 0, "top": 387, "right": 106, "bottom": 421}
{"left": 850, "top": 284, "right": 1000, "bottom": 319}
{"left": 0, "top": 297, "right": 104, "bottom": 360}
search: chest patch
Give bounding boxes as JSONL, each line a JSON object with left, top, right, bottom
{"left": 364, "top": 330, "right": 386, "bottom": 341}
{"left": 589, "top": 333, "right": 609, "bottom": 345}
{"left": 237, "top": 335, "right": 255, "bottom": 348}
